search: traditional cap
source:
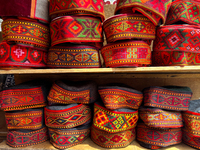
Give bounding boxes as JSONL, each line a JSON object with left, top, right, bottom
{"left": 137, "top": 123, "right": 182, "bottom": 147}
{"left": 138, "top": 141, "right": 162, "bottom": 149}
{"left": 49, "top": 121, "right": 91, "bottom": 149}
{"left": 93, "top": 102, "right": 138, "bottom": 133}
{"left": 101, "top": 40, "right": 151, "bottom": 68}
{"left": 47, "top": 44, "right": 101, "bottom": 68}
{"left": 166, "top": 0, "right": 200, "bottom": 26}
{"left": 139, "top": 107, "right": 183, "bottom": 128}
{"left": 49, "top": 0, "right": 105, "bottom": 21}
{"left": 0, "top": 42, "right": 47, "bottom": 69}
{"left": 45, "top": 104, "right": 91, "bottom": 129}
{"left": 50, "top": 16, "right": 103, "bottom": 47}
{"left": 143, "top": 86, "right": 192, "bottom": 111}
{"left": 0, "top": 0, "right": 49, "bottom": 23}
{"left": 47, "top": 80, "right": 98, "bottom": 105}
{"left": 91, "top": 125, "right": 136, "bottom": 148}
{"left": 183, "top": 128, "right": 200, "bottom": 149}
{"left": 183, "top": 100, "right": 200, "bottom": 137}
{"left": 103, "top": 14, "right": 156, "bottom": 43}
{"left": 154, "top": 25, "right": 200, "bottom": 53}
{"left": 0, "top": 80, "right": 49, "bottom": 111}
{"left": 5, "top": 108, "right": 44, "bottom": 130}
{"left": 2, "top": 18, "right": 50, "bottom": 51}
{"left": 115, "top": 0, "right": 172, "bottom": 25}
{"left": 152, "top": 51, "right": 200, "bottom": 66}
{"left": 98, "top": 85, "right": 143, "bottom": 109}
{"left": 6, "top": 127, "right": 48, "bottom": 147}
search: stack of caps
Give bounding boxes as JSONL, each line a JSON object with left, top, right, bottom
{"left": 101, "top": 0, "right": 172, "bottom": 68}
{"left": 0, "top": 0, "right": 49, "bottom": 69}
{"left": 0, "top": 80, "right": 49, "bottom": 147}
{"left": 47, "top": 0, "right": 105, "bottom": 68}
{"left": 45, "top": 80, "right": 97, "bottom": 149}
{"left": 91, "top": 84, "right": 142, "bottom": 148}
{"left": 152, "top": 0, "right": 200, "bottom": 66}
{"left": 137, "top": 86, "right": 193, "bottom": 149}
{"left": 182, "top": 99, "right": 200, "bottom": 149}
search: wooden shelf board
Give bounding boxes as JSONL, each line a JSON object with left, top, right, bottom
{"left": 0, "top": 138, "right": 195, "bottom": 150}
{"left": 2, "top": 66, "right": 200, "bottom": 74}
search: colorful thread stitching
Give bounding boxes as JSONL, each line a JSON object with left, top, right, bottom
{"left": 93, "top": 103, "right": 138, "bottom": 133}
{"left": 49, "top": 127, "right": 90, "bottom": 149}
{"left": 101, "top": 40, "right": 151, "bottom": 68}
{"left": 5, "top": 109, "right": 43, "bottom": 130}
{"left": 45, "top": 104, "right": 91, "bottom": 129}
{"left": 0, "top": 87, "right": 46, "bottom": 111}
{"left": 103, "top": 14, "right": 156, "bottom": 43}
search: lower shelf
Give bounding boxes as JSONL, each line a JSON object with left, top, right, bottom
{"left": 0, "top": 138, "right": 195, "bottom": 150}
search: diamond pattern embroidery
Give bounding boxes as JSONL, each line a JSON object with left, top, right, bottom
{"left": 165, "top": 30, "right": 184, "bottom": 48}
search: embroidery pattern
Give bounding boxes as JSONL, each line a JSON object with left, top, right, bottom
{"left": 45, "top": 104, "right": 91, "bottom": 129}
{"left": 0, "top": 87, "right": 46, "bottom": 111}
{"left": 93, "top": 103, "right": 138, "bottom": 133}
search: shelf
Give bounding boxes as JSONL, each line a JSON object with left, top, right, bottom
{"left": 1, "top": 66, "right": 200, "bottom": 75}
{"left": 0, "top": 138, "right": 196, "bottom": 150}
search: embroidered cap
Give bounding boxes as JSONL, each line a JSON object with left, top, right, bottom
{"left": 143, "top": 86, "right": 192, "bottom": 111}
{"left": 137, "top": 123, "right": 182, "bottom": 147}
{"left": 45, "top": 104, "right": 91, "bottom": 129}
{"left": 49, "top": 0, "right": 105, "bottom": 21}
{"left": 0, "top": 42, "right": 47, "bottom": 69}
{"left": 91, "top": 125, "right": 136, "bottom": 148}
{"left": 47, "top": 80, "right": 98, "bottom": 105}
{"left": 47, "top": 44, "right": 101, "bottom": 68}
{"left": 101, "top": 40, "right": 151, "bottom": 68}
{"left": 183, "top": 100, "right": 200, "bottom": 137}
{"left": 49, "top": 121, "right": 91, "bottom": 149}
{"left": 138, "top": 141, "right": 162, "bottom": 149}
{"left": 166, "top": 0, "right": 200, "bottom": 26}
{"left": 5, "top": 108, "right": 44, "bottom": 130}
{"left": 139, "top": 107, "right": 183, "bottom": 128}
{"left": 0, "top": 80, "right": 49, "bottom": 111}
{"left": 115, "top": 0, "right": 172, "bottom": 25}
{"left": 98, "top": 85, "right": 143, "bottom": 110}
{"left": 6, "top": 127, "right": 48, "bottom": 147}
{"left": 93, "top": 102, "right": 138, "bottom": 133}
{"left": 0, "top": 0, "right": 49, "bottom": 23}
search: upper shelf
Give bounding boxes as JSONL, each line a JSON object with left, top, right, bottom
{"left": 1, "top": 66, "right": 200, "bottom": 74}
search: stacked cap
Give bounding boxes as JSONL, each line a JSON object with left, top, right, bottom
{"left": 152, "top": 0, "right": 200, "bottom": 66}
{"left": 0, "top": 80, "right": 49, "bottom": 147}
{"left": 91, "top": 84, "right": 142, "bottom": 148}
{"left": 137, "top": 86, "right": 192, "bottom": 149}
{"left": 182, "top": 99, "right": 200, "bottom": 149}
{"left": 46, "top": 80, "right": 97, "bottom": 149}
{"left": 0, "top": 0, "right": 49, "bottom": 69}
{"left": 101, "top": 0, "right": 172, "bottom": 68}
{"left": 47, "top": 0, "right": 105, "bottom": 68}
